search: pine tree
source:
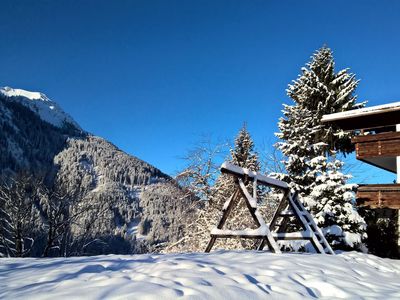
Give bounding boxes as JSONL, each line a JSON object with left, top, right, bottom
{"left": 210, "top": 125, "right": 261, "bottom": 250}
{"left": 275, "top": 46, "right": 367, "bottom": 250}
{"left": 305, "top": 157, "right": 367, "bottom": 249}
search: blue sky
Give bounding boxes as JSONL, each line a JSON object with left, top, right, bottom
{"left": 1, "top": 0, "right": 398, "bottom": 182}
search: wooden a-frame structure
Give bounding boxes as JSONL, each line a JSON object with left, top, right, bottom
{"left": 205, "top": 162, "right": 334, "bottom": 255}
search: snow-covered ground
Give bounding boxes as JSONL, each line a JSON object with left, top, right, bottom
{"left": 1, "top": 251, "right": 399, "bottom": 299}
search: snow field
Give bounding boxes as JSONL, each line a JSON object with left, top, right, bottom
{"left": 1, "top": 251, "right": 399, "bottom": 299}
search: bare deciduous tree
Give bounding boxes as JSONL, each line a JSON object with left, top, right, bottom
{"left": 175, "top": 135, "right": 229, "bottom": 201}
{"left": 0, "top": 173, "right": 39, "bottom": 257}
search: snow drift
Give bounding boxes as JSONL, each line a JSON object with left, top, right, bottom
{"left": 1, "top": 251, "right": 399, "bottom": 299}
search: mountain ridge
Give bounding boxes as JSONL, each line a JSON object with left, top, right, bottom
{"left": 0, "top": 86, "right": 82, "bottom": 131}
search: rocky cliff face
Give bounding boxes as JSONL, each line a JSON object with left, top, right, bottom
{"left": 0, "top": 87, "right": 195, "bottom": 256}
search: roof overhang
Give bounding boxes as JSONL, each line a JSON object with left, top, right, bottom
{"left": 359, "top": 157, "right": 396, "bottom": 173}
{"left": 321, "top": 102, "right": 400, "bottom": 130}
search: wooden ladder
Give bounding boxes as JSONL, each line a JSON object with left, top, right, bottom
{"left": 268, "top": 191, "right": 335, "bottom": 255}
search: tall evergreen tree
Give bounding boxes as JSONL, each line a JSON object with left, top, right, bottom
{"left": 210, "top": 125, "right": 261, "bottom": 249}
{"left": 211, "top": 125, "right": 260, "bottom": 208}
{"left": 275, "top": 46, "right": 367, "bottom": 250}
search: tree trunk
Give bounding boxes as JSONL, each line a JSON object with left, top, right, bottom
{"left": 15, "top": 223, "right": 22, "bottom": 257}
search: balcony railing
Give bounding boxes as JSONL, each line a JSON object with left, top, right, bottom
{"left": 357, "top": 184, "right": 400, "bottom": 209}
{"left": 351, "top": 131, "right": 400, "bottom": 173}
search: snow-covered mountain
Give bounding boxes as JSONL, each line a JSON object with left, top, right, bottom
{"left": 0, "top": 87, "right": 196, "bottom": 256}
{"left": 0, "top": 87, "right": 81, "bottom": 130}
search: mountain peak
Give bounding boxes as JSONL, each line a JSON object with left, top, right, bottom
{"left": 1, "top": 86, "right": 49, "bottom": 101}
{"left": 0, "top": 86, "right": 81, "bottom": 130}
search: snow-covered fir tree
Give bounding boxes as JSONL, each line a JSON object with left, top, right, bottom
{"left": 275, "top": 46, "right": 367, "bottom": 250}
{"left": 210, "top": 125, "right": 261, "bottom": 250}
{"left": 305, "top": 156, "right": 367, "bottom": 249}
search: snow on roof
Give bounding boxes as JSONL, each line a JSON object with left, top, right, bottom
{"left": 322, "top": 101, "right": 400, "bottom": 123}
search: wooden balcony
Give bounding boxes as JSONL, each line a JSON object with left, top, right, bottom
{"left": 357, "top": 184, "right": 400, "bottom": 209}
{"left": 352, "top": 132, "right": 400, "bottom": 173}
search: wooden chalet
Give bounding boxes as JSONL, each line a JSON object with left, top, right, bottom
{"left": 322, "top": 102, "right": 400, "bottom": 252}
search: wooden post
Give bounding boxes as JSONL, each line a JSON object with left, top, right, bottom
{"left": 205, "top": 189, "right": 240, "bottom": 253}
{"left": 269, "top": 190, "right": 290, "bottom": 229}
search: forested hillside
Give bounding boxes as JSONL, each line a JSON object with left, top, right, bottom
{"left": 0, "top": 88, "right": 196, "bottom": 257}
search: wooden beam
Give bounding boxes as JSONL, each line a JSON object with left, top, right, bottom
{"left": 238, "top": 179, "right": 261, "bottom": 226}
{"left": 205, "top": 189, "right": 240, "bottom": 253}
{"left": 210, "top": 234, "right": 266, "bottom": 239}
{"left": 271, "top": 231, "right": 312, "bottom": 240}
{"left": 353, "top": 134, "right": 400, "bottom": 159}
{"left": 269, "top": 191, "right": 290, "bottom": 229}
{"left": 352, "top": 131, "right": 400, "bottom": 143}
{"left": 357, "top": 184, "right": 400, "bottom": 209}
{"left": 358, "top": 184, "right": 400, "bottom": 191}
{"left": 220, "top": 162, "right": 289, "bottom": 190}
